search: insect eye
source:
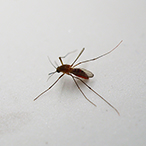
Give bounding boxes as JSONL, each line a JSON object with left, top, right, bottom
{"left": 56, "top": 68, "right": 60, "bottom": 73}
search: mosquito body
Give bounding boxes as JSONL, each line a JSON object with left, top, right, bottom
{"left": 57, "top": 65, "right": 93, "bottom": 79}
{"left": 34, "top": 41, "right": 123, "bottom": 115}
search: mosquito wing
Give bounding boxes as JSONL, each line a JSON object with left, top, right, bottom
{"left": 71, "top": 68, "right": 94, "bottom": 79}
{"left": 80, "top": 68, "right": 94, "bottom": 78}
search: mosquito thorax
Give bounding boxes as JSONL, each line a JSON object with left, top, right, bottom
{"left": 56, "top": 64, "right": 71, "bottom": 73}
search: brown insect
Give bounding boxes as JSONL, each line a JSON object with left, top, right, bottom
{"left": 34, "top": 41, "right": 123, "bottom": 115}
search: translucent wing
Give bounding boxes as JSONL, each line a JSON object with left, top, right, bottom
{"left": 80, "top": 68, "right": 94, "bottom": 78}
{"left": 71, "top": 68, "right": 94, "bottom": 79}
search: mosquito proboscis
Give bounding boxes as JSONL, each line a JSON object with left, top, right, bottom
{"left": 34, "top": 40, "right": 123, "bottom": 115}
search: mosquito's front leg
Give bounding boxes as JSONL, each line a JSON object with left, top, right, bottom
{"left": 59, "top": 57, "right": 63, "bottom": 65}
{"left": 59, "top": 50, "right": 77, "bottom": 65}
{"left": 34, "top": 74, "right": 64, "bottom": 101}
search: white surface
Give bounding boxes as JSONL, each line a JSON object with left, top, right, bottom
{"left": 0, "top": 0, "right": 146, "bottom": 146}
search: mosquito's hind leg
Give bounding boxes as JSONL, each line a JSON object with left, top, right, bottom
{"left": 74, "top": 76, "right": 120, "bottom": 115}
{"left": 69, "top": 74, "right": 97, "bottom": 107}
{"left": 73, "top": 40, "right": 123, "bottom": 68}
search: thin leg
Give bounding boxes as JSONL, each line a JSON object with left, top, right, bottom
{"left": 73, "top": 40, "right": 123, "bottom": 68}
{"left": 70, "top": 74, "right": 97, "bottom": 107}
{"left": 59, "top": 50, "right": 77, "bottom": 65}
{"left": 71, "top": 48, "right": 85, "bottom": 67}
{"left": 34, "top": 74, "right": 64, "bottom": 101}
{"left": 74, "top": 76, "right": 120, "bottom": 115}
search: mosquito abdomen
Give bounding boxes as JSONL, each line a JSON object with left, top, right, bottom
{"left": 71, "top": 68, "right": 89, "bottom": 79}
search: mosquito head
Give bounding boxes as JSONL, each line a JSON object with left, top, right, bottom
{"left": 48, "top": 66, "right": 61, "bottom": 74}
{"left": 56, "top": 66, "right": 60, "bottom": 73}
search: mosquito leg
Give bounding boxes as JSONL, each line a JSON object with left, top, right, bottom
{"left": 59, "top": 50, "right": 77, "bottom": 65}
{"left": 71, "top": 48, "right": 85, "bottom": 67}
{"left": 74, "top": 76, "right": 120, "bottom": 115}
{"left": 69, "top": 74, "right": 97, "bottom": 107}
{"left": 34, "top": 74, "right": 64, "bottom": 101}
{"left": 59, "top": 57, "right": 64, "bottom": 65}
{"left": 73, "top": 40, "right": 123, "bottom": 68}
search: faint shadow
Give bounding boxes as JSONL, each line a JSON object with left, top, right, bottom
{"left": 0, "top": 112, "right": 32, "bottom": 135}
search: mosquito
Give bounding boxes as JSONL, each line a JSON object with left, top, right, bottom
{"left": 34, "top": 40, "right": 123, "bottom": 115}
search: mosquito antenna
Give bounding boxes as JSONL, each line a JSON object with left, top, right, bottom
{"left": 48, "top": 71, "right": 56, "bottom": 75}
{"left": 46, "top": 72, "right": 56, "bottom": 82}
{"left": 54, "top": 61, "right": 59, "bottom": 67}
{"left": 74, "top": 76, "right": 120, "bottom": 115}
{"left": 47, "top": 71, "right": 56, "bottom": 81}
{"left": 73, "top": 40, "right": 123, "bottom": 68}
{"left": 70, "top": 74, "right": 97, "bottom": 107}
{"left": 71, "top": 48, "right": 85, "bottom": 67}
{"left": 47, "top": 56, "right": 56, "bottom": 69}
{"left": 34, "top": 74, "right": 64, "bottom": 101}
